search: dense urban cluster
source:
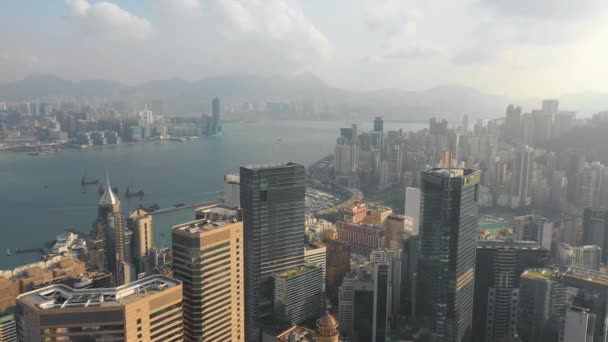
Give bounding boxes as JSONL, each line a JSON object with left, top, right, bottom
{"left": 4, "top": 98, "right": 608, "bottom": 342}
{"left": 0, "top": 98, "right": 223, "bottom": 153}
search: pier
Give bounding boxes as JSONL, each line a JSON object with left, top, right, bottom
{"left": 151, "top": 201, "right": 218, "bottom": 215}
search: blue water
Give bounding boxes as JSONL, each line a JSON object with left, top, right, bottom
{"left": 0, "top": 120, "right": 424, "bottom": 269}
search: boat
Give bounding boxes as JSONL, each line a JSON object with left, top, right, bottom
{"left": 140, "top": 203, "right": 160, "bottom": 212}
{"left": 80, "top": 176, "right": 99, "bottom": 186}
{"left": 173, "top": 203, "right": 186, "bottom": 208}
{"left": 125, "top": 185, "right": 145, "bottom": 198}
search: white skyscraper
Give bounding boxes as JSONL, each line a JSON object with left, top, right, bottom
{"left": 404, "top": 187, "right": 421, "bottom": 234}
{"left": 138, "top": 105, "right": 154, "bottom": 125}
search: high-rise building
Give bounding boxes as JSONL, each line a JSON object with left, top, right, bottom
{"left": 348, "top": 263, "right": 390, "bottom": 342}
{"left": 16, "top": 275, "right": 183, "bottom": 342}
{"left": 127, "top": 209, "right": 153, "bottom": 273}
{"left": 512, "top": 214, "right": 553, "bottom": 252}
{"left": 557, "top": 243, "right": 601, "bottom": 270}
{"left": 582, "top": 208, "right": 608, "bottom": 264}
{"left": 0, "top": 314, "right": 16, "bottom": 342}
{"left": 210, "top": 97, "right": 222, "bottom": 135}
{"left": 223, "top": 173, "right": 241, "bottom": 208}
{"left": 378, "top": 160, "right": 390, "bottom": 190}
{"left": 273, "top": 264, "right": 325, "bottom": 325}
{"left": 338, "top": 273, "right": 356, "bottom": 338}
{"left": 510, "top": 145, "right": 533, "bottom": 208}
{"left": 577, "top": 161, "right": 605, "bottom": 210}
{"left": 416, "top": 168, "right": 480, "bottom": 342}
{"left": 532, "top": 109, "right": 553, "bottom": 146}
{"left": 473, "top": 239, "right": 549, "bottom": 342}
{"left": 404, "top": 187, "right": 421, "bottom": 234}
{"left": 240, "top": 162, "right": 306, "bottom": 341}
{"left": 334, "top": 137, "right": 359, "bottom": 176}
{"left": 554, "top": 111, "right": 575, "bottom": 137}
{"left": 389, "top": 145, "right": 402, "bottom": 185}
{"left": 172, "top": 216, "right": 244, "bottom": 342}
{"left": 542, "top": 99, "right": 559, "bottom": 118}
{"left": 517, "top": 269, "right": 568, "bottom": 342}
{"left": 323, "top": 239, "right": 351, "bottom": 299}
{"left": 336, "top": 221, "right": 386, "bottom": 255}
{"left": 519, "top": 267, "right": 608, "bottom": 342}
{"left": 138, "top": 105, "right": 154, "bottom": 125}
{"left": 305, "top": 242, "right": 327, "bottom": 283}
{"left": 504, "top": 104, "right": 522, "bottom": 140}
{"left": 374, "top": 116, "right": 384, "bottom": 132}
{"left": 563, "top": 306, "right": 595, "bottom": 342}
{"left": 92, "top": 179, "right": 133, "bottom": 286}
{"left": 370, "top": 249, "right": 403, "bottom": 320}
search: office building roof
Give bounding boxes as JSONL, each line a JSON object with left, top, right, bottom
{"left": 18, "top": 275, "right": 180, "bottom": 310}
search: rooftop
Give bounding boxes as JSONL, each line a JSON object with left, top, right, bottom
{"left": 240, "top": 161, "right": 301, "bottom": 171}
{"left": 426, "top": 168, "right": 479, "bottom": 178}
{"left": 276, "top": 325, "right": 315, "bottom": 342}
{"left": 477, "top": 239, "right": 545, "bottom": 250}
{"left": 173, "top": 218, "right": 239, "bottom": 234}
{"left": 98, "top": 185, "right": 118, "bottom": 206}
{"left": 274, "top": 264, "right": 319, "bottom": 280}
{"left": 18, "top": 275, "right": 180, "bottom": 310}
{"left": 521, "top": 269, "right": 556, "bottom": 280}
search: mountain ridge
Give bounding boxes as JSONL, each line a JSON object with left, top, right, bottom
{"left": 1, "top": 74, "right": 605, "bottom": 119}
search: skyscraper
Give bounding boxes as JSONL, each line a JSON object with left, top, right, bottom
{"left": 127, "top": 209, "right": 153, "bottom": 273}
{"left": 389, "top": 144, "right": 402, "bottom": 185}
{"left": 542, "top": 99, "right": 559, "bottom": 119}
{"left": 92, "top": 179, "right": 133, "bottom": 286}
{"left": 577, "top": 161, "right": 605, "bottom": 211}
{"left": 582, "top": 208, "right": 608, "bottom": 264}
{"left": 374, "top": 116, "right": 384, "bottom": 132}
{"left": 240, "top": 162, "right": 306, "bottom": 341}
{"left": 473, "top": 239, "right": 549, "bottom": 342}
{"left": 172, "top": 215, "right": 244, "bottom": 342}
{"left": 517, "top": 269, "right": 568, "bottom": 342}
{"left": 416, "top": 168, "right": 480, "bottom": 342}
{"left": 273, "top": 264, "right": 325, "bottom": 325}
{"left": 16, "top": 275, "right": 183, "bottom": 342}
{"left": 510, "top": 145, "right": 533, "bottom": 208}
{"left": 210, "top": 97, "right": 222, "bottom": 135}
{"left": 512, "top": 214, "right": 553, "bottom": 252}
{"left": 404, "top": 187, "right": 421, "bottom": 234}
{"left": 557, "top": 243, "right": 601, "bottom": 270}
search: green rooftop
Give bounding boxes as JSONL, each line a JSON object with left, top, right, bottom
{"left": 275, "top": 264, "right": 318, "bottom": 279}
{"left": 564, "top": 272, "right": 608, "bottom": 286}
{"left": 522, "top": 269, "right": 555, "bottom": 280}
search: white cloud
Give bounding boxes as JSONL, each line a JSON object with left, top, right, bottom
{"left": 156, "top": 0, "right": 331, "bottom": 61}
{"left": 481, "top": 0, "right": 606, "bottom": 20}
{"left": 65, "top": 0, "right": 152, "bottom": 40}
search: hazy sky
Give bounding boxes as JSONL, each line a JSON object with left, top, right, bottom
{"left": 2, "top": 0, "right": 608, "bottom": 97}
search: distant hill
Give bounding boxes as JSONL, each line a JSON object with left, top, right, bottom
{"left": 0, "top": 73, "right": 541, "bottom": 121}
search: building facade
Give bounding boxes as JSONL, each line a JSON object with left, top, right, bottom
{"left": 172, "top": 217, "right": 244, "bottom": 342}
{"left": 512, "top": 214, "right": 553, "bottom": 252}
{"left": 16, "top": 275, "right": 183, "bottom": 342}
{"left": 336, "top": 222, "right": 385, "bottom": 255}
{"left": 473, "top": 239, "right": 549, "bottom": 342}
{"left": 416, "top": 168, "right": 480, "bottom": 342}
{"left": 273, "top": 264, "right": 325, "bottom": 326}
{"left": 240, "top": 162, "right": 306, "bottom": 341}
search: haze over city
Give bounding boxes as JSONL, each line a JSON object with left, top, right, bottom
{"left": 6, "top": 1, "right": 608, "bottom": 342}
{"left": 3, "top": 0, "right": 608, "bottom": 99}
